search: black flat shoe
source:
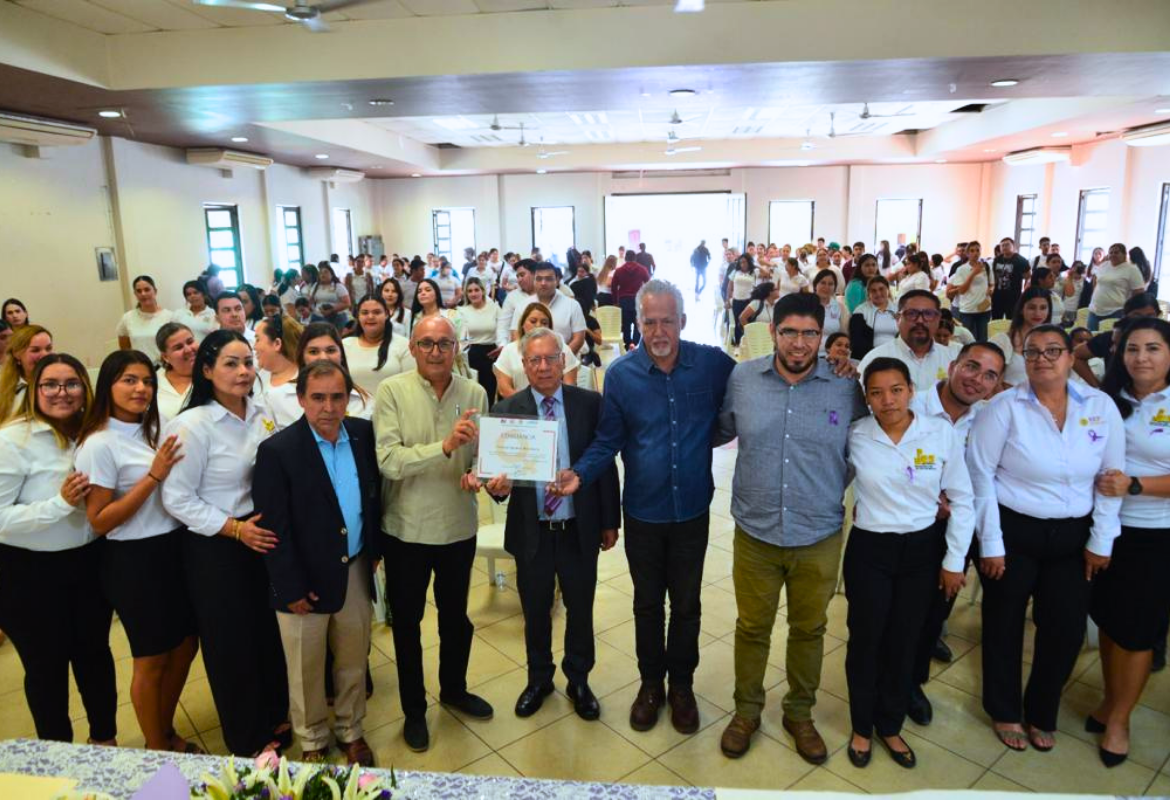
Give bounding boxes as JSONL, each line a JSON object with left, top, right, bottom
{"left": 440, "top": 691, "right": 494, "bottom": 720}
{"left": 1084, "top": 716, "right": 1106, "bottom": 734}
{"left": 847, "top": 743, "right": 871, "bottom": 768}
{"left": 931, "top": 637, "right": 953, "bottom": 663}
{"left": 907, "top": 685, "right": 933, "bottom": 727}
{"left": 1099, "top": 746, "right": 1128, "bottom": 768}
{"left": 514, "top": 682, "right": 554, "bottom": 718}
{"left": 567, "top": 682, "right": 600, "bottom": 721}
{"left": 403, "top": 717, "right": 429, "bottom": 752}
{"left": 879, "top": 735, "right": 917, "bottom": 769}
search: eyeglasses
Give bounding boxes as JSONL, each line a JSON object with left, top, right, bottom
{"left": 1022, "top": 346, "right": 1068, "bottom": 362}
{"left": 956, "top": 360, "right": 1001, "bottom": 383}
{"left": 899, "top": 309, "right": 941, "bottom": 323}
{"left": 524, "top": 355, "right": 563, "bottom": 367}
{"left": 776, "top": 328, "right": 822, "bottom": 341}
{"left": 416, "top": 339, "right": 456, "bottom": 354}
{"left": 38, "top": 380, "right": 84, "bottom": 395}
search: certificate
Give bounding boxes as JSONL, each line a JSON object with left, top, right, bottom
{"left": 476, "top": 415, "right": 559, "bottom": 484}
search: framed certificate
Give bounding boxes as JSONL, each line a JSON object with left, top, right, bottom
{"left": 476, "top": 415, "right": 559, "bottom": 484}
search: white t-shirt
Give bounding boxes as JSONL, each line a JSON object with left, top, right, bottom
{"left": 1089, "top": 261, "right": 1145, "bottom": 316}
{"left": 778, "top": 271, "right": 810, "bottom": 297}
{"left": 990, "top": 331, "right": 1027, "bottom": 387}
{"left": 732, "top": 271, "right": 756, "bottom": 301}
{"left": 872, "top": 308, "right": 898, "bottom": 349}
{"left": 952, "top": 262, "right": 990, "bottom": 314}
{"left": 435, "top": 274, "right": 462, "bottom": 307}
{"left": 454, "top": 302, "right": 500, "bottom": 346}
{"left": 172, "top": 307, "right": 218, "bottom": 343}
{"left": 263, "top": 378, "right": 303, "bottom": 430}
{"left": 74, "top": 418, "right": 178, "bottom": 541}
{"left": 541, "top": 292, "right": 587, "bottom": 348}
{"left": 494, "top": 339, "right": 580, "bottom": 393}
{"left": 342, "top": 335, "right": 414, "bottom": 397}
{"left": 116, "top": 308, "right": 174, "bottom": 361}
{"left": 899, "top": 271, "right": 931, "bottom": 294}
{"left": 349, "top": 272, "right": 375, "bottom": 302}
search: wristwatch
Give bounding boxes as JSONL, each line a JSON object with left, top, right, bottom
{"left": 1128, "top": 476, "right": 1144, "bottom": 496}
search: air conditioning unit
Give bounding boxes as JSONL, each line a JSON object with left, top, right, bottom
{"left": 1002, "top": 147, "right": 1071, "bottom": 166}
{"left": 186, "top": 148, "right": 273, "bottom": 170}
{"left": 306, "top": 167, "right": 365, "bottom": 183}
{"left": 0, "top": 113, "right": 96, "bottom": 147}
{"left": 1121, "top": 122, "right": 1170, "bottom": 148}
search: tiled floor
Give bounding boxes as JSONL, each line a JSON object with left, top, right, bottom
{"left": 2, "top": 444, "right": 1170, "bottom": 793}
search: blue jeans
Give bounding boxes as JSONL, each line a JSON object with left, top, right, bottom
{"left": 1087, "top": 309, "right": 1122, "bottom": 331}
{"left": 958, "top": 311, "right": 991, "bottom": 342}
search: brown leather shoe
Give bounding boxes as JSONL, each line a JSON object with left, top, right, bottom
{"left": 720, "top": 714, "right": 760, "bottom": 758}
{"left": 667, "top": 685, "right": 700, "bottom": 734}
{"left": 339, "top": 737, "right": 375, "bottom": 767}
{"left": 300, "top": 747, "right": 330, "bottom": 763}
{"left": 629, "top": 681, "right": 666, "bottom": 731}
{"left": 783, "top": 716, "right": 828, "bottom": 765}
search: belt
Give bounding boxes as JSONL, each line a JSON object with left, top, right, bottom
{"left": 539, "top": 519, "right": 576, "bottom": 531}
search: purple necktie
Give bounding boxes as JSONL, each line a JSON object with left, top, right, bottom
{"left": 542, "top": 395, "right": 563, "bottom": 518}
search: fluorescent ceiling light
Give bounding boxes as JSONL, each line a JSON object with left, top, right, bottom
{"left": 536, "top": 169, "right": 548, "bottom": 174}
{"left": 1156, "top": 108, "right": 1170, "bottom": 114}
{"left": 674, "top": 0, "right": 704, "bottom": 11}
{"left": 1122, "top": 121, "right": 1170, "bottom": 148}
{"left": 1002, "top": 146, "right": 1071, "bottom": 166}
{"left": 598, "top": 112, "right": 608, "bottom": 124}
{"left": 411, "top": 173, "right": 421, "bottom": 177}
{"left": 669, "top": 89, "right": 698, "bottom": 98}
{"left": 935, "top": 159, "right": 947, "bottom": 163}
{"left": 367, "top": 99, "right": 394, "bottom": 107}
{"left": 983, "top": 148, "right": 997, "bottom": 153}
{"left": 314, "top": 154, "right": 329, "bottom": 159}
{"left": 432, "top": 117, "right": 475, "bottom": 131}
{"left": 1051, "top": 131, "right": 1069, "bottom": 138}
{"left": 990, "top": 79, "right": 1019, "bottom": 87}
{"left": 98, "top": 110, "right": 122, "bottom": 118}
{"left": 231, "top": 136, "right": 248, "bottom": 143}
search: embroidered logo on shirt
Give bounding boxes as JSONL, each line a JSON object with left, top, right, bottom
{"left": 1079, "top": 415, "right": 1103, "bottom": 427}
{"left": 262, "top": 418, "right": 276, "bottom": 434}
{"left": 936, "top": 368, "right": 947, "bottom": 380}
{"left": 914, "top": 449, "right": 937, "bottom": 469}
{"left": 1150, "top": 408, "right": 1170, "bottom": 427}
{"left": 828, "top": 410, "right": 839, "bottom": 426}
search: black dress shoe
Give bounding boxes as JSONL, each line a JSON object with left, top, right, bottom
{"left": 847, "top": 742, "right": 871, "bottom": 768}
{"left": 1084, "top": 715, "right": 1106, "bottom": 734}
{"left": 567, "top": 682, "right": 600, "bottom": 721}
{"left": 879, "top": 735, "right": 917, "bottom": 769}
{"left": 907, "top": 685, "right": 933, "bottom": 726}
{"left": 1099, "top": 746, "right": 1128, "bottom": 768}
{"left": 403, "top": 717, "right": 429, "bottom": 752}
{"left": 440, "top": 691, "right": 494, "bottom": 720}
{"left": 514, "top": 682, "right": 554, "bottom": 718}
{"left": 931, "top": 637, "right": 953, "bottom": 663}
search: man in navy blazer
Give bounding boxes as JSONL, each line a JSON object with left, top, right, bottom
{"left": 254, "top": 361, "right": 380, "bottom": 767}
{"left": 488, "top": 327, "right": 620, "bottom": 720}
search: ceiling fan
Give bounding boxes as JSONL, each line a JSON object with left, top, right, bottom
{"left": 826, "top": 111, "right": 869, "bottom": 139}
{"left": 487, "top": 115, "right": 526, "bottom": 132}
{"left": 536, "top": 139, "right": 569, "bottom": 159}
{"left": 663, "top": 131, "right": 701, "bottom": 155}
{"left": 193, "top": 0, "right": 375, "bottom": 32}
{"left": 858, "top": 102, "right": 915, "bottom": 120}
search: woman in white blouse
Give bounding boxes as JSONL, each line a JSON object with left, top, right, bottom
{"left": 252, "top": 315, "right": 304, "bottom": 429}
{"left": 454, "top": 277, "right": 500, "bottom": 403}
{"left": 342, "top": 296, "right": 414, "bottom": 397}
{"left": 729, "top": 254, "right": 757, "bottom": 346}
{"left": 848, "top": 276, "right": 898, "bottom": 359}
{"left": 308, "top": 263, "right": 351, "bottom": 329}
{"left": 161, "top": 330, "right": 288, "bottom": 757}
{"left": 378, "top": 278, "right": 412, "bottom": 338}
{"left": 989, "top": 287, "right": 1054, "bottom": 388}
{"left": 172, "top": 281, "right": 218, "bottom": 343}
{"left": 812, "top": 269, "right": 849, "bottom": 353}
{"left": 297, "top": 322, "right": 374, "bottom": 420}
{"left": 778, "top": 257, "right": 810, "bottom": 298}
{"left": 898, "top": 255, "right": 932, "bottom": 294}
{"left": 117, "top": 276, "right": 173, "bottom": 362}
{"left": 947, "top": 241, "right": 992, "bottom": 342}
{"left": 738, "top": 282, "right": 779, "bottom": 329}
{"left": 494, "top": 302, "right": 578, "bottom": 398}
{"left": 153, "top": 323, "right": 198, "bottom": 425}
{"left": 0, "top": 353, "right": 118, "bottom": 746}
{"left": 74, "top": 351, "right": 199, "bottom": 754}
{"left": 844, "top": 357, "right": 974, "bottom": 770}
{"left": 1091, "top": 318, "right": 1170, "bottom": 767}
{"left": 967, "top": 324, "right": 1123, "bottom": 753}
{"left": 409, "top": 279, "right": 445, "bottom": 332}
{"left": 434, "top": 260, "right": 463, "bottom": 309}
{"left": 0, "top": 324, "right": 53, "bottom": 424}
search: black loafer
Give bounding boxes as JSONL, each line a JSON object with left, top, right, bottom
{"left": 567, "top": 682, "right": 601, "bottom": 721}
{"left": 403, "top": 717, "right": 429, "bottom": 752}
{"left": 440, "top": 691, "right": 494, "bottom": 720}
{"left": 514, "top": 682, "right": 554, "bottom": 718}
{"left": 907, "top": 685, "right": 933, "bottom": 726}
{"left": 847, "top": 742, "right": 872, "bottom": 768}
{"left": 879, "top": 735, "right": 916, "bottom": 769}
{"left": 931, "top": 637, "right": 953, "bottom": 663}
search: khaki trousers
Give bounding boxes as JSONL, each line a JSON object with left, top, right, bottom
{"left": 732, "top": 528, "right": 841, "bottom": 721}
{"left": 276, "top": 555, "right": 372, "bottom": 751}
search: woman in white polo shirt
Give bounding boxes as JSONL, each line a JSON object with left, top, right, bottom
{"left": 844, "top": 357, "right": 974, "bottom": 770}
{"left": 989, "top": 287, "right": 1053, "bottom": 388}
{"left": 117, "top": 276, "right": 173, "bottom": 362}
{"left": 343, "top": 295, "right": 414, "bottom": 398}
{"left": 0, "top": 354, "right": 118, "bottom": 746}
{"left": 1091, "top": 318, "right": 1170, "bottom": 767}
{"left": 173, "top": 281, "right": 218, "bottom": 343}
{"left": 154, "top": 323, "right": 199, "bottom": 424}
{"left": 967, "top": 324, "right": 1123, "bottom": 753}
{"left": 452, "top": 278, "right": 499, "bottom": 402}
{"left": 74, "top": 350, "right": 199, "bottom": 754}
{"left": 252, "top": 315, "right": 304, "bottom": 429}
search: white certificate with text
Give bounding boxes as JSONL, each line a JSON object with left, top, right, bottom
{"left": 476, "top": 415, "right": 559, "bottom": 484}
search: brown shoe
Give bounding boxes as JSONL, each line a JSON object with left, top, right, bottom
{"left": 339, "top": 737, "right": 375, "bottom": 767}
{"left": 300, "top": 747, "right": 330, "bottom": 763}
{"left": 782, "top": 716, "right": 828, "bottom": 765}
{"left": 720, "top": 714, "right": 760, "bottom": 758}
{"left": 667, "top": 685, "right": 700, "bottom": 734}
{"left": 629, "top": 681, "right": 666, "bottom": 732}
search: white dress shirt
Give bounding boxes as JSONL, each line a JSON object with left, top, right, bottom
{"left": 343, "top": 336, "right": 415, "bottom": 397}
{"left": 116, "top": 308, "right": 174, "bottom": 361}
{"left": 156, "top": 373, "right": 192, "bottom": 425}
{"left": 496, "top": 289, "right": 536, "bottom": 346}
{"left": 989, "top": 332, "right": 1027, "bottom": 387}
{"left": 493, "top": 340, "right": 579, "bottom": 393}
{"left": 857, "top": 337, "right": 960, "bottom": 393}
{"left": 73, "top": 418, "right": 177, "bottom": 541}
{"left": 539, "top": 292, "right": 587, "bottom": 348}
{"left": 0, "top": 420, "right": 92, "bottom": 551}
{"left": 1118, "top": 388, "right": 1170, "bottom": 529}
{"left": 899, "top": 271, "right": 931, "bottom": 294}
{"left": 910, "top": 381, "right": 985, "bottom": 444}
{"left": 264, "top": 380, "right": 302, "bottom": 430}
{"left": 161, "top": 399, "right": 277, "bottom": 536}
{"left": 966, "top": 381, "right": 1125, "bottom": 558}
{"left": 848, "top": 414, "right": 975, "bottom": 572}
{"left": 172, "top": 307, "right": 219, "bottom": 343}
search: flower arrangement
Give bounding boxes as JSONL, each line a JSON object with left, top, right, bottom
{"left": 190, "top": 752, "right": 398, "bottom": 800}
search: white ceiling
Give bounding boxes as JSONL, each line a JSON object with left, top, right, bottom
{"left": 9, "top": 0, "right": 753, "bottom": 34}
{"left": 365, "top": 100, "right": 987, "bottom": 148}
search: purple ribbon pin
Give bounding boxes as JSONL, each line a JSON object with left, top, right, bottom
{"left": 1087, "top": 429, "right": 1102, "bottom": 443}
{"left": 905, "top": 466, "right": 915, "bottom": 483}
{"left": 828, "top": 410, "right": 839, "bottom": 426}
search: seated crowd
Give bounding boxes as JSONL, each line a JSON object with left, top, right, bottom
{"left": 0, "top": 229, "right": 1164, "bottom": 781}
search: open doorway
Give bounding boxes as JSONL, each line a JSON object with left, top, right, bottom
{"left": 604, "top": 192, "right": 746, "bottom": 345}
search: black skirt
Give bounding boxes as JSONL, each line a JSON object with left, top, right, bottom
{"left": 101, "top": 529, "right": 197, "bottom": 658}
{"left": 1090, "top": 526, "right": 1170, "bottom": 652}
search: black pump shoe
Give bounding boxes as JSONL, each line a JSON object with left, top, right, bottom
{"left": 1084, "top": 715, "right": 1106, "bottom": 734}
{"left": 1099, "top": 746, "right": 1128, "bottom": 768}
{"left": 879, "top": 735, "right": 917, "bottom": 769}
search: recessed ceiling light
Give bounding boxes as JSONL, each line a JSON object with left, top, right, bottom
{"left": 230, "top": 136, "right": 248, "bottom": 143}
{"left": 1051, "top": 131, "right": 1069, "bottom": 138}
{"left": 411, "top": 173, "right": 421, "bottom": 178}
{"left": 935, "top": 159, "right": 948, "bottom": 163}
{"left": 990, "top": 79, "right": 1020, "bottom": 88}
{"left": 368, "top": 99, "right": 395, "bottom": 106}
{"left": 1156, "top": 108, "right": 1170, "bottom": 114}
{"left": 669, "top": 89, "right": 697, "bottom": 98}
{"left": 98, "top": 110, "right": 122, "bottom": 118}
{"left": 536, "top": 169, "right": 548, "bottom": 174}
{"left": 314, "top": 154, "right": 330, "bottom": 159}
{"left": 984, "top": 148, "right": 997, "bottom": 153}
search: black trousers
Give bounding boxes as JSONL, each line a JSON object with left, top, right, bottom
{"left": 618, "top": 296, "right": 640, "bottom": 347}
{"left": 914, "top": 528, "right": 975, "bottom": 686}
{"left": 0, "top": 540, "right": 117, "bottom": 743}
{"left": 466, "top": 343, "right": 498, "bottom": 406}
{"left": 383, "top": 534, "right": 476, "bottom": 720}
{"left": 624, "top": 513, "right": 709, "bottom": 687}
{"left": 183, "top": 530, "right": 288, "bottom": 756}
{"left": 731, "top": 299, "right": 749, "bottom": 345}
{"left": 844, "top": 525, "right": 942, "bottom": 738}
{"left": 515, "top": 521, "right": 598, "bottom": 687}
{"left": 980, "top": 507, "right": 1091, "bottom": 732}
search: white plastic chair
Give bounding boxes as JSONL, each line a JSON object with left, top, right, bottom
{"left": 476, "top": 490, "right": 512, "bottom": 589}
{"left": 740, "top": 321, "right": 773, "bottom": 361}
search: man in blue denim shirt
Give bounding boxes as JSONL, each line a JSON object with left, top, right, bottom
{"left": 559, "top": 280, "right": 735, "bottom": 735}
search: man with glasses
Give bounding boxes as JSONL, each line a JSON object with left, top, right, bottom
{"left": 906, "top": 342, "right": 1006, "bottom": 727}
{"left": 373, "top": 316, "right": 493, "bottom": 753}
{"left": 857, "top": 290, "right": 959, "bottom": 392}
{"left": 713, "top": 292, "right": 867, "bottom": 762}
{"left": 530, "top": 261, "right": 587, "bottom": 354}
